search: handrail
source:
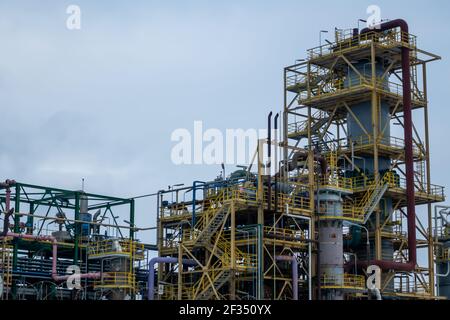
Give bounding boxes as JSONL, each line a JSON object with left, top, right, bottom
{"left": 88, "top": 239, "right": 144, "bottom": 260}
{"left": 320, "top": 273, "right": 365, "bottom": 289}
{"left": 95, "top": 271, "right": 136, "bottom": 289}
{"left": 307, "top": 29, "right": 416, "bottom": 60}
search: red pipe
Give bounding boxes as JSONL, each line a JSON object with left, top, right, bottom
{"left": 360, "top": 19, "right": 416, "bottom": 271}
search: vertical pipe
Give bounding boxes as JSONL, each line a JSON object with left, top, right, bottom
{"left": 192, "top": 181, "right": 205, "bottom": 227}
{"left": 275, "top": 255, "right": 298, "bottom": 300}
{"left": 268, "top": 112, "right": 273, "bottom": 212}
{"left": 129, "top": 199, "right": 135, "bottom": 240}
{"left": 360, "top": 19, "right": 417, "bottom": 271}
{"left": 274, "top": 113, "right": 279, "bottom": 214}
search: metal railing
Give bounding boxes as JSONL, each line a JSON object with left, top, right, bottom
{"left": 287, "top": 72, "right": 424, "bottom": 105}
{"left": 88, "top": 239, "right": 145, "bottom": 260}
{"left": 94, "top": 272, "right": 136, "bottom": 290}
{"left": 394, "top": 278, "right": 429, "bottom": 295}
{"left": 320, "top": 273, "right": 365, "bottom": 290}
{"left": 263, "top": 226, "right": 308, "bottom": 242}
{"left": 164, "top": 184, "right": 311, "bottom": 222}
{"left": 307, "top": 30, "right": 416, "bottom": 59}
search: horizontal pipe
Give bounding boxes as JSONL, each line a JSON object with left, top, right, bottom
{"left": 2, "top": 211, "right": 151, "bottom": 231}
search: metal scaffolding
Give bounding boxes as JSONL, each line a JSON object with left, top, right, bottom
{"left": 155, "top": 20, "right": 446, "bottom": 300}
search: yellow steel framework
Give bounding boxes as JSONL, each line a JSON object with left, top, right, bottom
{"left": 156, "top": 22, "right": 444, "bottom": 300}
{"left": 88, "top": 239, "right": 145, "bottom": 293}
{"left": 284, "top": 23, "right": 443, "bottom": 299}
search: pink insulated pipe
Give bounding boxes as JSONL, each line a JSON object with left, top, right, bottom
{"left": 1, "top": 232, "right": 101, "bottom": 281}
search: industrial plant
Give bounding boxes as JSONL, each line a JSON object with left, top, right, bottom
{"left": 1, "top": 18, "right": 449, "bottom": 301}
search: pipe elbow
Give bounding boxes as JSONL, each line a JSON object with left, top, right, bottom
{"left": 361, "top": 18, "right": 409, "bottom": 34}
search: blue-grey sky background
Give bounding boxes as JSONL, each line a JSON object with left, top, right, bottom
{"left": 0, "top": 0, "right": 449, "bottom": 246}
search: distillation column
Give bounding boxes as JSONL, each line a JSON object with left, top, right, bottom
{"left": 318, "top": 189, "right": 345, "bottom": 300}
{"left": 345, "top": 58, "right": 394, "bottom": 291}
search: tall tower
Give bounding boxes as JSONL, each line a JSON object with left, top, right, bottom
{"left": 283, "top": 20, "right": 445, "bottom": 299}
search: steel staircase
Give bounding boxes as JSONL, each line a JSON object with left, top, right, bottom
{"left": 194, "top": 204, "right": 230, "bottom": 246}
{"left": 359, "top": 180, "right": 389, "bottom": 224}
{"left": 194, "top": 235, "right": 255, "bottom": 300}
{"left": 187, "top": 189, "right": 256, "bottom": 300}
{"left": 290, "top": 110, "right": 329, "bottom": 140}
{"left": 196, "top": 269, "right": 231, "bottom": 300}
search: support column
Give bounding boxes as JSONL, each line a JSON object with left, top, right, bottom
{"left": 178, "top": 243, "right": 183, "bottom": 300}
{"left": 230, "top": 201, "right": 236, "bottom": 299}
{"left": 422, "top": 62, "right": 435, "bottom": 296}
{"left": 11, "top": 185, "right": 20, "bottom": 299}
{"left": 257, "top": 139, "right": 264, "bottom": 299}
{"left": 371, "top": 42, "right": 382, "bottom": 260}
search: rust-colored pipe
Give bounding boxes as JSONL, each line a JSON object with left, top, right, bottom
{"left": 360, "top": 19, "right": 416, "bottom": 271}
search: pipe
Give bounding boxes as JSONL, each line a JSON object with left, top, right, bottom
{"left": 268, "top": 112, "right": 273, "bottom": 212}
{"left": 0, "top": 179, "right": 16, "bottom": 189}
{"left": 0, "top": 209, "right": 13, "bottom": 237}
{"left": 275, "top": 255, "right": 298, "bottom": 300}
{"left": 0, "top": 180, "right": 16, "bottom": 237}
{"left": 0, "top": 232, "right": 101, "bottom": 281}
{"left": 274, "top": 113, "right": 279, "bottom": 214}
{"left": 92, "top": 209, "right": 102, "bottom": 234}
{"left": 436, "top": 262, "right": 450, "bottom": 278}
{"left": 360, "top": 19, "right": 416, "bottom": 271}
{"left": 192, "top": 181, "right": 205, "bottom": 227}
{"left": 280, "top": 150, "right": 327, "bottom": 176}
{"left": 369, "top": 288, "right": 382, "bottom": 300}
{"left": 147, "top": 256, "right": 197, "bottom": 300}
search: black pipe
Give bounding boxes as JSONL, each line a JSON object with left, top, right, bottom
{"left": 268, "top": 111, "right": 273, "bottom": 212}
{"left": 274, "top": 113, "right": 279, "bottom": 215}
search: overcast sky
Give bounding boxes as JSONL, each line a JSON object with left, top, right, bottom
{"left": 0, "top": 0, "right": 449, "bottom": 245}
